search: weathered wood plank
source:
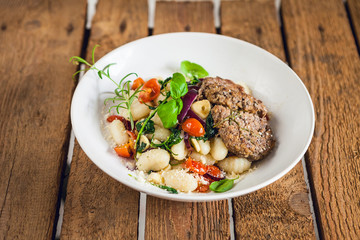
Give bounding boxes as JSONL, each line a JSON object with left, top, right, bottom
{"left": 348, "top": 0, "right": 360, "bottom": 44}
{"left": 282, "top": 0, "right": 360, "bottom": 239}
{"left": 146, "top": 2, "right": 230, "bottom": 240}
{"left": 61, "top": 0, "right": 148, "bottom": 239}
{"left": 0, "top": 0, "right": 86, "bottom": 239}
{"left": 154, "top": 1, "right": 215, "bottom": 34}
{"left": 221, "top": 1, "right": 315, "bottom": 239}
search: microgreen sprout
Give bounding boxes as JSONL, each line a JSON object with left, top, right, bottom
{"left": 70, "top": 45, "right": 142, "bottom": 130}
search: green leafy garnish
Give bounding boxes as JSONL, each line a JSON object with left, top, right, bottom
{"left": 170, "top": 73, "right": 188, "bottom": 99}
{"left": 189, "top": 76, "right": 200, "bottom": 85}
{"left": 209, "top": 177, "right": 239, "bottom": 193}
{"left": 155, "top": 184, "right": 178, "bottom": 194}
{"left": 70, "top": 45, "right": 142, "bottom": 130}
{"left": 157, "top": 99, "right": 180, "bottom": 129}
{"left": 158, "top": 77, "right": 171, "bottom": 90}
{"left": 136, "top": 142, "right": 147, "bottom": 153}
{"left": 195, "top": 112, "right": 217, "bottom": 141}
{"left": 181, "top": 60, "right": 209, "bottom": 80}
{"left": 151, "top": 128, "right": 182, "bottom": 152}
{"left": 136, "top": 119, "right": 155, "bottom": 135}
{"left": 157, "top": 73, "right": 187, "bottom": 128}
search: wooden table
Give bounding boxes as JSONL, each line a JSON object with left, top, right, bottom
{"left": 1, "top": 0, "right": 359, "bottom": 239}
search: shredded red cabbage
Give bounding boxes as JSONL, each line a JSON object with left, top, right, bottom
{"left": 177, "top": 89, "right": 198, "bottom": 122}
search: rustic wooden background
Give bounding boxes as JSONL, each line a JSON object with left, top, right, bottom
{"left": 0, "top": 0, "right": 359, "bottom": 239}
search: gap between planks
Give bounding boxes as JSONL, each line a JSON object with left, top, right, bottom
{"left": 53, "top": 1, "right": 319, "bottom": 240}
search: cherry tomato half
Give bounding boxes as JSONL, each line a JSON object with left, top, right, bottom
{"left": 114, "top": 144, "right": 131, "bottom": 158}
{"left": 131, "top": 77, "right": 145, "bottom": 90}
{"left": 185, "top": 157, "right": 207, "bottom": 175}
{"left": 107, "top": 115, "right": 126, "bottom": 123}
{"left": 182, "top": 118, "right": 205, "bottom": 137}
{"left": 138, "top": 78, "right": 160, "bottom": 103}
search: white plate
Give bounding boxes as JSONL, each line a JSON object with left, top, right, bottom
{"left": 71, "top": 32, "right": 315, "bottom": 202}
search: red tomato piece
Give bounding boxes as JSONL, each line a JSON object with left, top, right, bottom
{"left": 131, "top": 77, "right": 145, "bottom": 90}
{"left": 182, "top": 118, "right": 205, "bottom": 137}
{"left": 126, "top": 130, "right": 137, "bottom": 140}
{"left": 107, "top": 115, "right": 126, "bottom": 123}
{"left": 114, "top": 144, "right": 131, "bottom": 158}
{"left": 206, "top": 165, "right": 223, "bottom": 179}
{"left": 185, "top": 157, "right": 208, "bottom": 175}
{"left": 196, "top": 184, "right": 210, "bottom": 193}
{"left": 138, "top": 78, "right": 160, "bottom": 103}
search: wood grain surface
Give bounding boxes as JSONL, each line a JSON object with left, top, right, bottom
{"left": 60, "top": 0, "right": 148, "bottom": 239}
{"left": 221, "top": 1, "right": 315, "bottom": 239}
{"left": 154, "top": 1, "right": 215, "bottom": 34}
{"left": 282, "top": 0, "right": 360, "bottom": 239}
{"left": 145, "top": 2, "right": 230, "bottom": 240}
{"left": 0, "top": 0, "right": 86, "bottom": 239}
{"left": 348, "top": 0, "right": 360, "bottom": 44}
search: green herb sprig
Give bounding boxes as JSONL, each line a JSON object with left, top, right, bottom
{"left": 70, "top": 45, "right": 142, "bottom": 130}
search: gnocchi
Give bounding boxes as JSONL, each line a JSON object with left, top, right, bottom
{"left": 147, "top": 125, "right": 171, "bottom": 141}
{"left": 190, "top": 152, "right": 216, "bottom": 166}
{"left": 210, "top": 137, "right": 228, "bottom": 161}
{"left": 130, "top": 97, "right": 152, "bottom": 121}
{"left": 171, "top": 139, "right": 187, "bottom": 160}
{"left": 108, "top": 120, "right": 128, "bottom": 145}
{"left": 147, "top": 172, "right": 164, "bottom": 185}
{"left": 163, "top": 170, "right": 198, "bottom": 192}
{"left": 217, "top": 156, "right": 251, "bottom": 174}
{"left": 136, "top": 149, "right": 170, "bottom": 172}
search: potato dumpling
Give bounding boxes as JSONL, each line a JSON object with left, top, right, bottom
{"left": 108, "top": 119, "right": 129, "bottom": 145}
{"left": 210, "top": 137, "right": 228, "bottom": 161}
{"left": 147, "top": 125, "right": 171, "bottom": 142}
{"left": 163, "top": 170, "right": 198, "bottom": 192}
{"left": 115, "top": 91, "right": 151, "bottom": 121}
{"left": 130, "top": 97, "right": 152, "bottom": 121}
{"left": 217, "top": 156, "right": 251, "bottom": 174}
{"left": 147, "top": 172, "right": 164, "bottom": 185}
{"left": 171, "top": 139, "right": 187, "bottom": 160}
{"left": 136, "top": 149, "right": 170, "bottom": 172}
{"left": 190, "top": 152, "right": 216, "bottom": 166}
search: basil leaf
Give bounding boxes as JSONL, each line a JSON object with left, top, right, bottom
{"left": 136, "top": 119, "right": 155, "bottom": 134}
{"left": 209, "top": 178, "right": 238, "bottom": 193}
{"left": 181, "top": 60, "right": 209, "bottom": 80}
{"left": 170, "top": 72, "right": 188, "bottom": 99}
{"left": 175, "top": 98, "right": 183, "bottom": 115}
{"left": 157, "top": 99, "right": 179, "bottom": 128}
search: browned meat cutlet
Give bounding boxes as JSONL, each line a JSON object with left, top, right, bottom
{"left": 212, "top": 105, "right": 275, "bottom": 161}
{"left": 199, "top": 77, "right": 275, "bottom": 161}
{"left": 199, "top": 77, "right": 268, "bottom": 118}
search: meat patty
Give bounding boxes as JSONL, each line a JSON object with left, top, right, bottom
{"left": 212, "top": 105, "right": 274, "bottom": 161}
{"left": 199, "top": 77, "right": 275, "bottom": 161}
{"left": 199, "top": 77, "right": 267, "bottom": 118}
